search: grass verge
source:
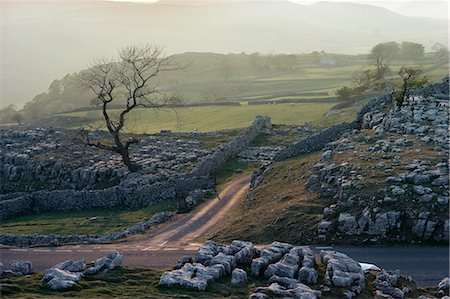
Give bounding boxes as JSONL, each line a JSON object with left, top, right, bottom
{"left": 0, "top": 198, "right": 179, "bottom": 236}
{"left": 211, "top": 152, "right": 329, "bottom": 244}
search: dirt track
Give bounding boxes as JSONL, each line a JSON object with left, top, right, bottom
{"left": 0, "top": 174, "right": 252, "bottom": 271}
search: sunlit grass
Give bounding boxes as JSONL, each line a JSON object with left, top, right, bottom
{"left": 61, "top": 102, "right": 336, "bottom": 133}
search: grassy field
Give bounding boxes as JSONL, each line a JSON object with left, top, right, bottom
{"left": 0, "top": 198, "right": 179, "bottom": 236}
{"left": 59, "top": 102, "right": 337, "bottom": 133}
{"left": 0, "top": 267, "right": 255, "bottom": 298}
{"left": 0, "top": 266, "right": 433, "bottom": 298}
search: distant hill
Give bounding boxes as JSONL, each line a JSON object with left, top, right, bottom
{"left": 1, "top": 0, "right": 447, "bottom": 108}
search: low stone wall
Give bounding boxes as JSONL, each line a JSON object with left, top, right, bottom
{"left": 0, "top": 174, "right": 213, "bottom": 221}
{"left": 191, "top": 115, "right": 271, "bottom": 177}
{"left": 273, "top": 93, "right": 392, "bottom": 162}
{"left": 273, "top": 122, "right": 358, "bottom": 161}
{"left": 0, "top": 212, "right": 172, "bottom": 247}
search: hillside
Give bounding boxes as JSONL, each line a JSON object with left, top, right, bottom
{"left": 2, "top": 0, "right": 447, "bottom": 108}
{"left": 11, "top": 51, "right": 449, "bottom": 122}
{"left": 212, "top": 77, "right": 449, "bottom": 245}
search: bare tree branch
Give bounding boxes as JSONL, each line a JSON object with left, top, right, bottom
{"left": 77, "top": 45, "right": 182, "bottom": 172}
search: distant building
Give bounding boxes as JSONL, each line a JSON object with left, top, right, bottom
{"left": 320, "top": 55, "right": 337, "bottom": 65}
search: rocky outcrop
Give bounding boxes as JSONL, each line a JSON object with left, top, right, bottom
{"left": 161, "top": 240, "right": 434, "bottom": 298}
{"left": 308, "top": 78, "right": 449, "bottom": 244}
{"left": 42, "top": 251, "right": 122, "bottom": 290}
{"left": 322, "top": 250, "right": 365, "bottom": 297}
{"left": 373, "top": 270, "right": 407, "bottom": 298}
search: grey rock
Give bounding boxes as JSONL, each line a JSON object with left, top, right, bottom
{"left": 42, "top": 267, "right": 82, "bottom": 290}
{"left": 264, "top": 251, "right": 300, "bottom": 279}
{"left": 233, "top": 241, "right": 255, "bottom": 265}
{"left": 413, "top": 174, "right": 431, "bottom": 185}
{"left": 83, "top": 251, "right": 122, "bottom": 275}
{"left": 255, "top": 281, "right": 321, "bottom": 299}
{"left": 391, "top": 186, "right": 406, "bottom": 196}
{"left": 321, "top": 150, "right": 333, "bottom": 161}
{"left": 298, "top": 266, "right": 318, "bottom": 285}
{"left": 321, "top": 250, "right": 365, "bottom": 292}
{"left": 318, "top": 220, "right": 333, "bottom": 234}
{"left": 9, "top": 260, "right": 32, "bottom": 275}
{"left": 413, "top": 185, "right": 432, "bottom": 195}
{"left": 47, "top": 277, "right": 77, "bottom": 290}
{"left": 437, "top": 277, "right": 449, "bottom": 296}
{"left": 175, "top": 256, "right": 192, "bottom": 269}
{"left": 209, "top": 252, "right": 236, "bottom": 275}
{"left": 248, "top": 293, "right": 270, "bottom": 299}
{"left": 231, "top": 268, "right": 248, "bottom": 285}
{"left": 432, "top": 176, "right": 449, "bottom": 186}
{"left": 323, "top": 207, "right": 336, "bottom": 219}
{"left": 55, "top": 259, "right": 86, "bottom": 272}
{"left": 251, "top": 256, "right": 270, "bottom": 277}
{"left": 195, "top": 241, "right": 218, "bottom": 264}
{"left": 338, "top": 213, "right": 358, "bottom": 235}
{"left": 159, "top": 264, "right": 209, "bottom": 291}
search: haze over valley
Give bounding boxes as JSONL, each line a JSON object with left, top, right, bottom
{"left": 1, "top": 0, "right": 447, "bottom": 108}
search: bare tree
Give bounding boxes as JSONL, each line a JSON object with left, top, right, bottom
{"left": 164, "top": 93, "right": 185, "bottom": 130}
{"left": 78, "top": 45, "right": 180, "bottom": 172}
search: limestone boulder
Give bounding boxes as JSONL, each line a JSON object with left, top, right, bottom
{"left": 231, "top": 268, "right": 248, "bottom": 285}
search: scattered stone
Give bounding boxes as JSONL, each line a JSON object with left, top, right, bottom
{"left": 83, "top": 251, "right": 123, "bottom": 275}
{"left": 9, "top": 260, "right": 32, "bottom": 275}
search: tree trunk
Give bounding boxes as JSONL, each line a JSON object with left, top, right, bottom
{"left": 113, "top": 134, "right": 139, "bottom": 172}
{"left": 119, "top": 148, "right": 139, "bottom": 172}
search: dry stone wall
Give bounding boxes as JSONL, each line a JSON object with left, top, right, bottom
{"left": 0, "top": 116, "right": 270, "bottom": 222}
{"left": 0, "top": 212, "right": 172, "bottom": 247}
{"left": 191, "top": 116, "right": 271, "bottom": 177}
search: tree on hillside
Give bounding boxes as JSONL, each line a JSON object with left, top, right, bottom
{"left": 432, "top": 42, "right": 449, "bottom": 63}
{"left": 78, "top": 45, "right": 180, "bottom": 172}
{"left": 335, "top": 86, "right": 353, "bottom": 101}
{"left": 400, "top": 42, "right": 424, "bottom": 60}
{"left": 218, "top": 57, "right": 232, "bottom": 80}
{"left": 352, "top": 69, "right": 376, "bottom": 92}
{"left": 395, "top": 65, "right": 428, "bottom": 107}
{"left": 369, "top": 42, "right": 400, "bottom": 79}
{"left": 12, "top": 113, "right": 23, "bottom": 125}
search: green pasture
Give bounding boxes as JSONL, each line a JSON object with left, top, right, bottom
{"left": 60, "top": 102, "right": 337, "bottom": 133}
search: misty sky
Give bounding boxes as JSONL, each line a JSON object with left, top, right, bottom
{"left": 110, "top": 0, "right": 449, "bottom": 19}
{"left": 0, "top": 0, "right": 448, "bottom": 108}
